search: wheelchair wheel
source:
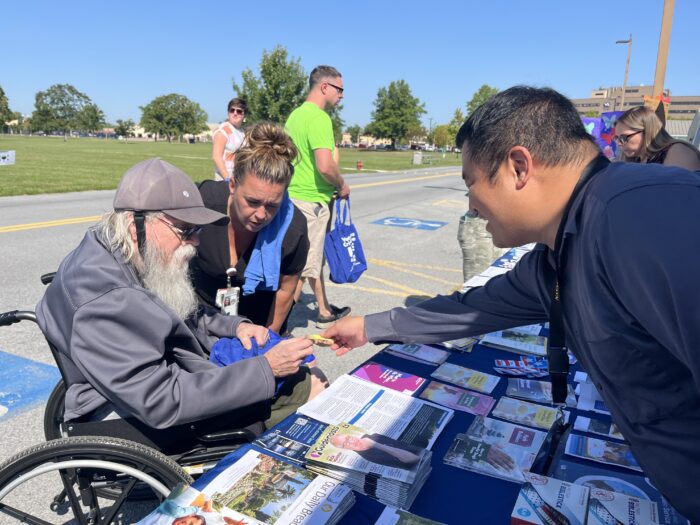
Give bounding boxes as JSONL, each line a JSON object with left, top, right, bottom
{"left": 43, "top": 379, "right": 66, "bottom": 440}
{"left": 0, "top": 436, "right": 193, "bottom": 524}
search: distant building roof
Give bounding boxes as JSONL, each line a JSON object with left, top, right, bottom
{"left": 666, "top": 119, "right": 692, "bottom": 139}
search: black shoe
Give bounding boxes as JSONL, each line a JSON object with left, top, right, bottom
{"left": 316, "top": 305, "right": 351, "bottom": 327}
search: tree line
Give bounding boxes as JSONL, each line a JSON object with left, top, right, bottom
{"left": 0, "top": 45, "right": 498, "bottom": 144}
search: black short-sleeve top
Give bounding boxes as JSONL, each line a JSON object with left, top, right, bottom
{"left": 191, "top": 180, "right": 309, "bottom": 325}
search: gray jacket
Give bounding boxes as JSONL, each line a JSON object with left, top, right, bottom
{"left": 36, "top": 229, "right": 276, "bottom": 429}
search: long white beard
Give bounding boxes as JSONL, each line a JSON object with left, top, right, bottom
{"left": 141, "top": 243, "right": 198, "bottom": 320}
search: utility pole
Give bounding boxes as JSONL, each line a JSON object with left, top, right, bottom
{"left": 651, "top": 0, "right": 675, "bottom": 122}
{"left": 615, "top": 34, "right": 632, "bottom": 112}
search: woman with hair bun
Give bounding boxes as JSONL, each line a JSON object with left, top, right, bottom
{"left": 193, "top": 122, "right": 310, "bottom": 334}
{"left": 614, "top": 106, "right": 700, "bottom": 170}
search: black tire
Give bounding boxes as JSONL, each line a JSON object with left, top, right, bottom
{"left": 0, "top": 436, "right": 193, "bottom": 524}
{"left": 43, "top": 379, "right": 66, "bottom": 441}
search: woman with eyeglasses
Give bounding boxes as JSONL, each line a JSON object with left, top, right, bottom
{"left": 193, "top": 122, "right": 310, "bottom": 335}
{"left": 614, "top": 106, "right": 700, "bottom": 171}
{"left": 212, "top": 98, "right": 248, "bottom": 181}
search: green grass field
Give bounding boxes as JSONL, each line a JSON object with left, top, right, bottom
{"left": 0, "top": 136, "right": 461, "bottom": 197}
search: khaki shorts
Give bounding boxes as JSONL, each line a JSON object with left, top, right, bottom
{"left": 265, "top": 366, "right": 313, "bottom": 429}
{"left": 291, "top": 198, "right": 331, "bottom": 279}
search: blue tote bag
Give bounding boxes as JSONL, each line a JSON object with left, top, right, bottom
{"left": 324, "top": 198, "right": 367, "bottom": 284}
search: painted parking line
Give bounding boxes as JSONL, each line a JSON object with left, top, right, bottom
{"left": 0, "top": 350, "right": 61, "bottom": 422}
{"left": 368, "top": 258, "right": 462, "bottom": 273}
{"left": 371, "top": 217, "right": 449, "bottom": 230}
{"left": 0, "top": 215, "right": 101, "bottom": 233}
{"left": 368, "top": 259, "right": 460, "bottom": 287}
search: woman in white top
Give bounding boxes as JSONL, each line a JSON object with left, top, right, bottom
{"left": 212, "top": 98, "right": 247, "bottom": 180}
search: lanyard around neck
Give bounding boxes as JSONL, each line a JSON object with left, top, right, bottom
{"left": 546, "top": 155, "right": 610, "bottom": 406}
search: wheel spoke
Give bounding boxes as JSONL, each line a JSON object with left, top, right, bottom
{"left": 0, "top": 502, "right": 55, "bottom": 525}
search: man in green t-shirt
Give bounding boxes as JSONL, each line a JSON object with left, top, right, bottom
{"left": 286, "top": 65, "right": 351, "bottom": 327}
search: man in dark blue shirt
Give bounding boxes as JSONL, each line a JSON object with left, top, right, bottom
{"left": 325, "top": 86, "right": 700, "bottom": 521}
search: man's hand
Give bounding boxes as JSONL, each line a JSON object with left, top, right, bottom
{"left": 336, "top": 181, "right": 350, "bottom": 199}
{"left": 235, "top": 322, "right": 269, "bottom": 350}
{"left": 264, "top": 338, "right": 314, "bottom": 377}
{"left": 321, "top": 315, "right": 367, "bottom": 356}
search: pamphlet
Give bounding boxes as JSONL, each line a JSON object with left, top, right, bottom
{"left": 443, "top": 416, "right": 547, "bottom": 483}
{"left": 352, "top": 362, "right": 426, "bottom": 395}
{"left": 430, "top": 362, "right": 500, "bottom": 394}
{"left": 587, "top": 487, "right": 659, "bottom": 525}
{"left": 254, "top": 414, "right": 328, "bottom": 465}
{"left": 383, "top": 343, "right": 449, "bottom": 365}
{"left": 375, "top": 506, "right": 446, "bottom": 525}
{"left": 492, "top": 397, "right": 568, "bottom": 431}
{"left": 573, "top": 416, "right": 624, "bottom": 441}
{"left": 511, "top": 472, "right": 589, "bottom": 525}
{"left": 297, "top": 374, "right": 453, "bottom": 450}
{"left": 506, "top": 378, "right": 577, "bottom": 407}
{"left": 436, "top": 336, "right": 478, "bottom": 353}
{"left": 565, "top": 434, "right": 642, "bottom": 472}
{"left": 480, "top": 328, "right": 548, "bottom": 357}
{"left": 418, "top": 381, "right": 495, "bottom": 416}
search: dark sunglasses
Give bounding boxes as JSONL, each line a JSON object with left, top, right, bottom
{"left": 228, "top": 108, "right": 245, "bottom": 115}
{"left": 326, "top": 82, "right": 344, "bottom": 94}
{"left": 156, "top": 217, "right": 202, "bottom": 241}
{"left": 614, "top": 130, "right": 642, "bottom": 145}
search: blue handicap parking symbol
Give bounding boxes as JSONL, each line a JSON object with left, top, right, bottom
{"left": 371, "top": 217, "right": 448, "bottom": 231}
{"left": 0, "top": 350, "right": 61, "bottom": 422}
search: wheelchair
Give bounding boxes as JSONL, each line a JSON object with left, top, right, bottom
{"left": 0, "top": 274, "right": 256, "bottom": 524}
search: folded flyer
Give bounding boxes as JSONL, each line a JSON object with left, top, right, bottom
{"left": 430, "top": 362, "right": 500, "bottom": 394}
{"left": 480, "top": 328, "right": 548, "bottom": 357}
{"left": 418, "top": 380, "right": 495, "bottom": 416}
{"left": 492, "top": 396, "right": 568, "bottom": 431}
{"left": 573, "top": 416, "right": 625, "bottom": 441}
{"left": 384, "top": 343, "right": 449, "bottom": 365}
{"left": 565, "top": 434, "right": 642, "bottom": 472}
{"left": 352, "top": 361, "right": 426, "bottom": 395}
{"left": 587, "top": 487, "right": 659, "bottom": 525}
{"left": 254, "top": 414, "right": 328, "bottom": 465}
{"left": 511, "top": 472, "right": 589, "bottom": 525}
{"left": 506, "top": 378, "right": 577, "bottom": 407}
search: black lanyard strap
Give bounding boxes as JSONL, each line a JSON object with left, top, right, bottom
{"left": 546, "top": 155, "right": 610, "bottom": 406}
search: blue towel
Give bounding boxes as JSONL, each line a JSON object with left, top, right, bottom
{"left": 210, "top": 330, "right": 314, "bottom": 395}
{"left": 242, "top": 192, "right": 294, "bottom": 296}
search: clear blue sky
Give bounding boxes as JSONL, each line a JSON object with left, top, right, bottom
{"left": 3, "top": 0, "right": 698, "bottom": 129}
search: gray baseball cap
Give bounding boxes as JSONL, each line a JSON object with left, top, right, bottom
{"left": 113, "top": 158, "right": 228, "bottom": 225}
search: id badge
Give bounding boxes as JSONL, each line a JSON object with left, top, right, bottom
{"left": 215, "top": 286, "right": 240, "bottom": 316}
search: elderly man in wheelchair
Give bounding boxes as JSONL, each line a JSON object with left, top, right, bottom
{"left": 0, "top": 158, "right": 326, "bottom": 523}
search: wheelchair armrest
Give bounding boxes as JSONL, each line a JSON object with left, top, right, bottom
{"left": 0, "top": 310, "right": 37, "bottom": 326}
{"left": 41, "top": 272, "right": 56, "bottom": 285}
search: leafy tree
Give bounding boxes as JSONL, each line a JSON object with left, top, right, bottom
{"left": 31, "top": 84, "right": 98, "bottom": 134}
{"left": 140, "top": 94, "right": 208, "bottom": 142}
{"left": 0, "top": 85, "right": 12, "bottom": 132}
{"left": 466, "top": 84, "right": 499, "bottom": 115}
{"left": 328, "top": 105, "right": 344, "bottom": 144}
{"left": 433, "top": 125, "right": 451, "bottom": 148}
{"left": 346, "top": 124, "right": 362, "bottom": 143}
{"left": 76, "top": 103, "right": 105, "bottom": 133}
{"left": 448, "top": 107, "right": 465, "bottom": 144}
{"left": 365, "top": 80, "right": 426, "bottom": 147}
{"left": 404, "top": 123, "right": 427, "bottom": 145}
{"left": 115, "top": 119, "right": 136, "bottom": 142}
{"left": 583, "top": 110, "right": 599, "bottom": 117}
{"left": 233, "top": 45, "right": 307, "bottom": 124}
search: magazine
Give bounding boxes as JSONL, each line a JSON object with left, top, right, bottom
{"left": 383, "top": 343, "right": 449, "bottom": 365}
{"left": 511, "top": 472, "right": 590, "bottom": 525}
{"left": 480, "top": 328, "right": 548, "bottom": 357}
{"left": 573, "top": 416, "right": 624, "bottom": 441}
{"left": 352, "top": 362, "right": 426, "bottom": 395}
{"left": 305, "top": 423, "right": 431, "bottom": 509}
{"left": 554, "top": 459, "right": 689, "bottom": 525}
{"left": 375, "top": 506, "right": 446, "bottom": 525}
{"left": 254, "top": 414, "right": 328, "bottom": 465}
{"left": 418, "top": 381, "right": 495, "bottom": 416}
{"left": 443, "top": 416, "right": 547, "bottom": 483}
{"left": 506, "top": 378, "right": 577, "bottom": 407}
{"left": 297, "top": 374, "right": 454, "bottom": 450}
{"left": 430, "top": 362, "right": 500, "bottom": 394}
{"left": 138, "top": 451, "right": 355, "bottom": 525}
{"left": 491, "top": 396, "right": 568, "bottom": 431}
{"left": 565, "top": 434, "right": 642, "bottom": 472}
{"left": 587, "top": 488, "right": 659, "bottom": 525}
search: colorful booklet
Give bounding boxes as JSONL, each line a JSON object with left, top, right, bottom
{"left": 430, "top": 362, "right": 500, "bottom": 394}
{"left": 587, "top": 488, "right": 660, "bottom": 525}
{"left": 565, "top": 434, "right": 642, "bottom": 472}
{"left": 443, "top": 416, "right": 547, "bottom": 483}
{"left": 491, "top": 396, "right": 568, "bottom": 431}
{"left": 254, "top": 414, "right": 328, "bottom": 465}
{"left": 352, "top": 361, "right": 426, "bottom": 395}
{"left": 418, "top": 381, "right": 495, "bottom": 416}
{"left": 511, "top": 472, "right": 590, "bottom": 525}
{"left": 573, "top": 416, "right": 625, "bottom": 441}
{"left": 384, "top": 343, "right": 449, "bottom": 365}
{"left": 553, "top": 459, "right": 689, "bottom": 525}
{"left": 480, "top": 328, "right": 548, "bottom": 357}
{"left": 506, "top": 378, "right": 577, "bottom": 407}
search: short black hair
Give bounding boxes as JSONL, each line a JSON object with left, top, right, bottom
{"left": 309, "top": 66, "right": 341, "bottom": 89}
{"left": 227, "top": 98, "right": 248, "bottom": 113}
{"left": 456, "top": 86, "right": 597, "bottom": 180}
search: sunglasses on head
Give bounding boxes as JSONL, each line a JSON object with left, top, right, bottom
{"left": 614, "top": 130, "right": 642, "bottom": 145}
{"left": 229, "top": 108, "right": 245, "bottom": 115}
